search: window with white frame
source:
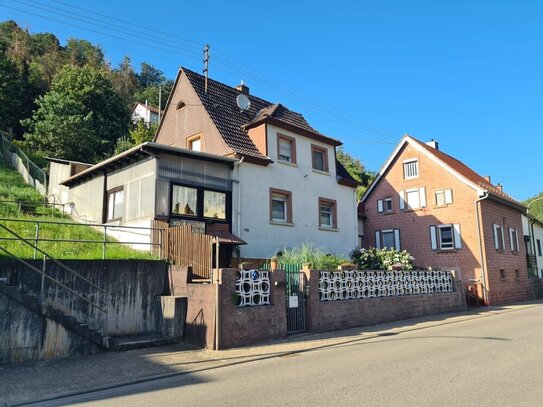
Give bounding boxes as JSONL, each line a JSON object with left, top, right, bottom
{"left": 403, "top": 159, "right": 419, "bottom": 179}
{"left": 377, "top": 198, "right": 393, "bottom": 213}
{"left": 430, "top": 224, "right": 462, "bottom": 250}
{"left": 400, "top": 187, "right": 426, "bottom": 210}
{"left": 509, "top": 228, "right": 519, "bottom": 252}
{"left": 374, "top": 229, "right": 401, "bottom": 250}
{"left": 270, "top": 188, "right": 292, "bottom": 224}
{"left": 319, "top": 198, "right": 337, "bottom": 229}
{"left": 493, "top": 224, "right": 505, "bottom": 250}
{"left": 107, "top": 187, "right": 124, "bottom": 221}
{"left": 277, "top": 134, "right": 296, "bottom": 163}
{"left": 435, "top": 189, "right": 453, "bottom": 206}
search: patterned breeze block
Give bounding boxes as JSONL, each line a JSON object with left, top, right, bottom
{"left": 319, "top": 270, "right": 453, "bottom": 302}
{"left": 235, "top": 269, "right": 271, "bottom": 307}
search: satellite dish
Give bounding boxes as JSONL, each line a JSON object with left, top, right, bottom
{"left": 236, "top": 93, "right": 251, "bottom": 112}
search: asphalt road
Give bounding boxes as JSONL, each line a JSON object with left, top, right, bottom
{"left": 33, "top": 304, "right": 543, "bottom": 407}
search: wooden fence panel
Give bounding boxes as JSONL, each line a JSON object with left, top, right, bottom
{"left": 152, "top": 220, "right": 213, "bottom": 280}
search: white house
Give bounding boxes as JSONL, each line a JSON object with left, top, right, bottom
{"left": 154, "top": 67, "right": 359, "bottom": 260}
{"left": 131, "top": 102, "right": 162, "bottom": 126}
{"left": 522, "top": 214, "right": 543, "bottom": 278}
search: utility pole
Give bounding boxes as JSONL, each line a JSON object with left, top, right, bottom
{"left": 158, "top": 85, "right": 162, "bottom": 123}
{"left": 203, "top": 44, "right": 210, "bottom": 94}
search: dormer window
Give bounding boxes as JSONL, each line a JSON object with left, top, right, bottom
{"left": 312, "top": 145, "right": 329, "bottom": 172}
{"left": 403, "top": 159, "right": 419, "bottom": 179}
{"left": 277, "top": 134, "right": 296, "bottom": 164}
{"left": 176, "top": 101, "right": 186, "bottom": 110}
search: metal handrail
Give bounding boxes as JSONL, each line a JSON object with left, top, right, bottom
{"left": 0, "top": 223, "right": 106, "bottom": 300}
{"left": 0, "top": 217, "right": 164, "bottom": 260}
{"left": 0, "top": 245, "right": 107, "bottom": 313}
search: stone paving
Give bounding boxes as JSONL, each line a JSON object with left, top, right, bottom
{"left": 1, "top": 302, "right": 539, "bottom": 406}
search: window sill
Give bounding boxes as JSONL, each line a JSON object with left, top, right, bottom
{"left": 436, "top": 249, "right": 458, "bottom": 253}
{"left": 433, "top": 204, "right": 451, "bottom": 209}
{"left": 383, "top": 211, "right": 395, "bottom": 215}
{"left": 319, "top": 226, "right": 338, "bottom": 232}
{"left": 277, "top": 160, "right": 297, "bottom": 168}
{"left": 269, "top": 221, "right": 294, "bottom": 227}
{"left": 312, "top": 169, "right": 329, "bottom": 176}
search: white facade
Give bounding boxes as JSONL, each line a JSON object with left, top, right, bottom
{"left": 233, "top": 124, "right": 358, "bottom": 259}
{"left": 522, "top": 214, "right": 543, "bottom": 278}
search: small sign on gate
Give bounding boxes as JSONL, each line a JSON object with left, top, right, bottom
{"left": 288, "top": 295, "right": 299, "bottom": 308}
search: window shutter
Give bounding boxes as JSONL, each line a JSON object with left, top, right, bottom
{"left": 377, "top": 200, "right": 384, "bottom": 213}
{"left": 375, "top": 231, "right": 381, "bottom": 249}
{"left": 394, "top": 229, "right": 401, "bottom": 251}
{"left": 444, "top": 189, "right": 453, "bottom": 204}
{"left": 500, "top": 226, "right": 505, "bottom": 251}
{"left": 509, "top": 228, "right": 514, "bottom": 251}
{"left": 453, "top": 224, "right": 462, "bottom": 249}
{"left": 419, "top": 187, "right": 426, "bottom": 208}
{"left": 399, "top": 190, "right": 405, "bottom": 210}
{"left": 515, "top": 229, "right": 519, "bottom": 252}
{"left": 430, "top": 226, "right": 437, "bottom": 250}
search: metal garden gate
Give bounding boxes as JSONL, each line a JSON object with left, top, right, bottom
{"left": 285, "top": 270, "right": 306, "bottom": 334}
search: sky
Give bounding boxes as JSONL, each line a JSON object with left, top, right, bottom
{"left": 2, "top": 0, "right": 542, "bottom": 200}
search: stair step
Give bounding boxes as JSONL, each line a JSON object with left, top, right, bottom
{"left": 108, "top": 333, "right": 177, "bottom": 352}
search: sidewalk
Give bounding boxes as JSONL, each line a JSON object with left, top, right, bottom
{"left": 2, "top": 302, "right": 540, "bottom": 406}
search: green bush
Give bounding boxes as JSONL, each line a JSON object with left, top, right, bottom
{"left": 275, "top": 242, "right": 350, "bottom": 270}
{"left": 350, "top": 247, "right": 414, "bottom": 270}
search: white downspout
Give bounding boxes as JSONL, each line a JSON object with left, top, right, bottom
{"left": 475, "top": 191, "right": 489, "bottom": 304}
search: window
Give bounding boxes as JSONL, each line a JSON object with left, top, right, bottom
{"left": 435, "top": 189, "right": 453, "bottom": 206}
{"left": 403, "top": 159, "right": 419, "bottom": 179}
{"left": 377, "top": 198, "right": 393, "bottom": 213}
{"left": 187, "top": 135, "right": 202, "bottom": 152}
{"left": 203, "top": 190, "right": 226, "bottom": 219}
{"left": 277, "top": 134, "right": 296, "bottom": 164}
{"left": 500, "top": 269, "right": 506, "bottom": 279}
{"left": 176, "top": 101, "right": 186, "bottom": 110}
{"left": 401, "top": 187, "right": 426, "bottom": 210}
{"left": 311, "top": 145, "right": 329, "bottom": 172}
{"left": 493, "top": 224, "right": 505, "bottom": 250}
{"left": 537, "top": 239, "right": 542, "bottom": 256}
{"left": 515, "top": 269, "right": 520, "bottom": 280}
{"left": 509, "top": 228, "right": 519, "bottom": 252}
{"left": 430, "top": 224, "right": 462, "bottom": 250}
{"left": 172, "top": 185, "right": 198, "bottom": 216}
{"left": 319, "top": 198, "right": 337, "bottom": 229}
{"left": 107, "top": 188, "right": 124, "bottom": 221}
{"left": 270, "top": 188, "right": 292, "bottom": 224}
{"left": 375, "top": 229, "right": 401, "bottom": 250}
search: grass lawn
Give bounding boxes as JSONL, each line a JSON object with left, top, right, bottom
{"left": 0, "top": 159, "right": 159, "bottom": 260}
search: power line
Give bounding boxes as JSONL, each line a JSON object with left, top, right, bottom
{"left": 4, "top": 0, "right": 400, "bottom": 145}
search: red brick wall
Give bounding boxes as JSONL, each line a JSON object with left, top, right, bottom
{"left": 480, "top": 199, "right": 531, "bottom": 304}
{"left": 302, "top": 269, "right": 467, "bottom": 333}
{"left": 362, "top": 143, "right": 482, "bottom": 282}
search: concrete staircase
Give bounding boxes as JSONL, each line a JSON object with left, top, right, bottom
{"left": 0, "top": 277, "right": 108, "bottom": 349}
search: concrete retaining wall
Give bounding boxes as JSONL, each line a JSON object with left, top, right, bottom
{"left": 0, "top": 260, "right": 170, "bottom": 336}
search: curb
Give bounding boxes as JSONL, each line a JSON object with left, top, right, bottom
{"left": 10, "top": 302, "right": 541, "bottom": 406}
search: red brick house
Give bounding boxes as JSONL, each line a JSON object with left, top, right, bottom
{"left": 360, "top": 135, "right": 531, "bottom": 305}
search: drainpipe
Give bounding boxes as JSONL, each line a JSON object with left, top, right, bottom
{"left": 214, "top": 238, "right": 221, "bottom": 350}
{"left": 475, "top": 191, "right": 489, "bottom": 304}
{"left": 235, "top": 156, "right": 244, "bottom": 239}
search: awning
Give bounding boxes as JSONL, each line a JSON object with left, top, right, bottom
{"left": 208, "top": 230, "right": 247, "bottom": 245}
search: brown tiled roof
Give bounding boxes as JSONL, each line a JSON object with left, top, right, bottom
{"left": 409, "top": 136, "right": 523, "bottom": 207}
{"left": 182, "top": 68, "right": 340, "bottom": 161}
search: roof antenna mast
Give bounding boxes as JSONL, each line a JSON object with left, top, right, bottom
{"left": 203, "top": 44, "right": 210, "bottom": 94}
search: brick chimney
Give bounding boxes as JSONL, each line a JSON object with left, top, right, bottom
{"left": 425, "top": 139, "right": 439, "bottom": 150}
{"left": 236, "top": 80, "right": 249, "bottom": 95}
{"left": 496, "top": 183, "right": 503, "bottom": 192}
{"left": 484, "top": 176, "right": 491, "bottom": 184}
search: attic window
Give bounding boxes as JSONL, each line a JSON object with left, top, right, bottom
{"left": 176, "top": 101, "right": 186, "bottom": 110}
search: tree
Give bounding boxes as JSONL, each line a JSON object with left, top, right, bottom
{"left": 65, "top": 39, "right": 104, "bottom": 67}
{"left": 22, "top": 64, "right": 129, "bottom": 162}
{"left": 336, "top": 147, "right": 376, "bottom": 201}
{"left": 137, "top": 62, "right": 165, "bottom": 88}
{"left": 0, "top": 53, "right": 22, "bottom": 134}
{"left": 113, "top": 120, "right": 157, "bottom": 155}
{"left": 110, "top": 56, "right": 138, "bottom": 107}
{"left": 524, "top": 193, "right": 543, "bottom": 222}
